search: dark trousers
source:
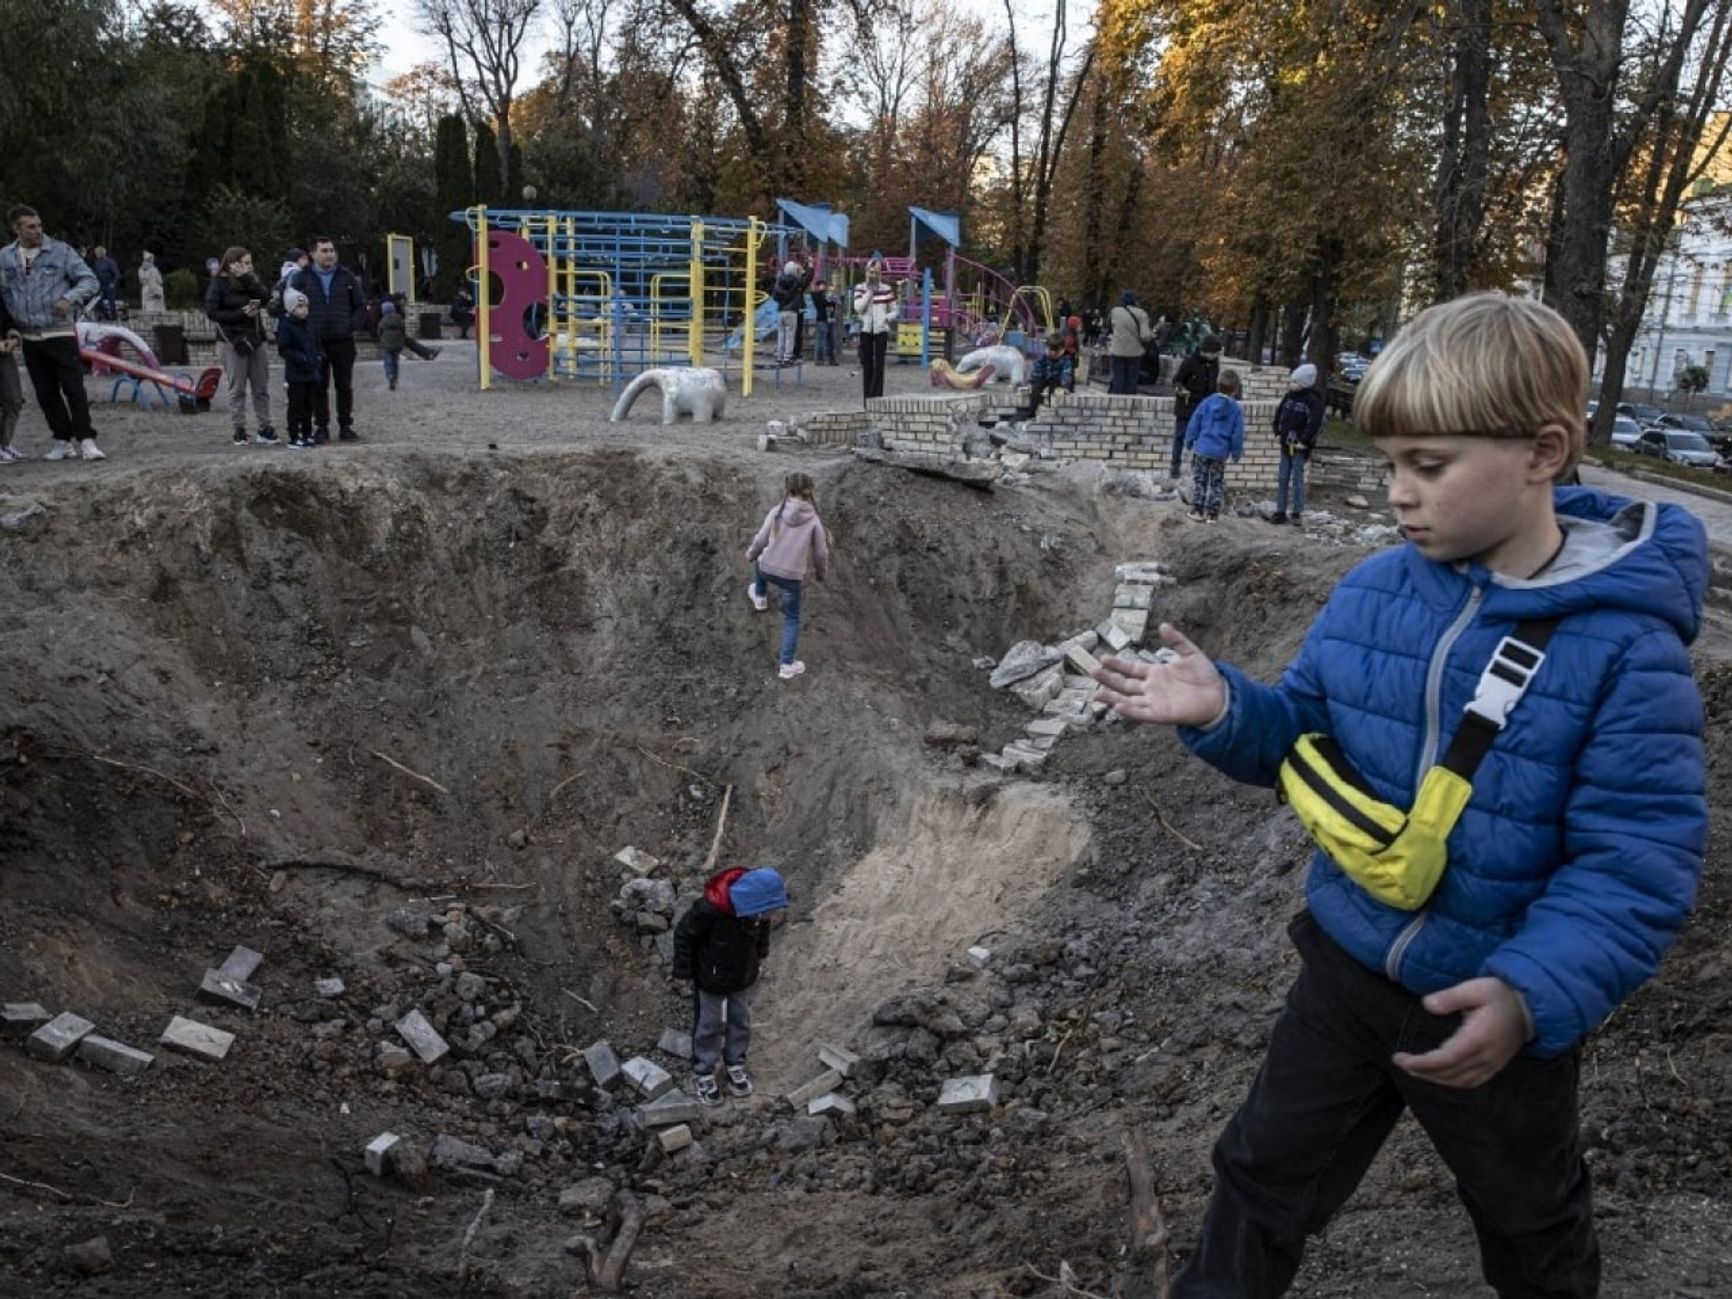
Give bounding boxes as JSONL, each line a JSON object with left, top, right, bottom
{"left": 1173, "top": 910, "right": 1598, "bottom": 1299}
{"left": 286, "top": 381, "right": 318, "bottom": 439}
{"left": 1108, "top": 354, "right": 1140, "bottom": 394}
{"left": 404, "top": 335, "right": 436, "bottom": 360}
{"left": 1171, "top": 411, "right": 1190, "bottom": 475}
{"left": 313, "top": 337, "right": 357, "bottom": 432}
{"left": 860, "top": 330, "right": 889, "bottom": 399}
{"left": 21, "top": 336, "right": 96, "bottom": 442}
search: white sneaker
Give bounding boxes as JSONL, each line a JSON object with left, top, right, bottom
{"left": 778, "top": 661, "right": 806, "bottom": 680}
{"left": 44, "top": 441, "right": 76, "bottom": 461}
{"left": 79, "top": 439, "right": 106, "bottom": 461}
{"left": 747, "top": 584, "right": 768, "bottom": 612}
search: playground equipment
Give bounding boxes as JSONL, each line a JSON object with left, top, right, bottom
{"left": 452, "top": 207, "right": 804, "bottom": 397}
{"left": 386, "top": 234, "right": 417, "bottom": 304}
{"left": 929, "top": 344, "right": 1027, "bottom": 389}
{"left": 77, "top": 323, "right": 221, "bottom": 412}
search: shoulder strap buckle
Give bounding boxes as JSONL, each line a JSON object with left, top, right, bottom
{"left": 1463, "top": 634, "right": 1548, "bottom": 729}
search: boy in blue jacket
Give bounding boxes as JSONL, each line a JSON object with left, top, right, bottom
{"left": 1095, "top": 292, "right": 1707, "bottom": 1297}
{"left": 1183, "top": 369, "right": 1244, "bottom": 522}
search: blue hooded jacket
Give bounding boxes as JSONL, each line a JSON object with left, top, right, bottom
{"left": 1184, "top": 392, "right": 1244, "bottom": 461}
{"left": 1180, "top": 488, "right": 1707, "bottom": 1057}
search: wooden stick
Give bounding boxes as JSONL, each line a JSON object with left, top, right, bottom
{"left": 633, "top": 744, "right": 712, "bottom": 785}
{"left": 590, "top": 1191, "right": 646, "bottom": 1289}
{"left": 371, "top": 749, "right": 452, "bottom": 796}
{"left": 1120, "top": 1126, "right": 1172, "bottom": 1299}
{"left": 700, "top": 784, "right": 734, "bottom": 875}
{"left": 207, "top": 779, "right": 247, "bottom": 838}
{"left": 547, "top": 771, "right": 581, "bottom": 802}
{"left": 84, "top": 752, "right": 202, "bottom": 801}
{"left": 456, "top": 1187, "right": 494, "bottom": 1289}
{"left": 1142, "top": 791, "right": 1205, "bottom": 853}
{"left": 0, "top": 1170, "right": 134, "bottom": 1209}
{"left": 562, "top": 988, "right": 599, "bottom": 1013}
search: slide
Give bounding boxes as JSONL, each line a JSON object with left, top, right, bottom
{"left": 78, "top": 324, "right": 220, "bottom": 411}
{"left": 724, "top": 297, "right": 782, "bottom": 352}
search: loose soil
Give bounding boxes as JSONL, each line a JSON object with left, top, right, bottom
{"left": 1, "top": 351, "right": 1728, "bottom": 1297}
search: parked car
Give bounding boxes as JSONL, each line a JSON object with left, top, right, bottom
{"left": 1617, "top": 400, "right": 1666, "bottom": 428}
{"left": 1633, "top": 427, "right": 1722, "bottom": 468}
{"left": 1653, "top": 412, "right": 1716, "bottom": 435}
{"left": 1608, "top": 414, "right": 1643, "bottom": 449}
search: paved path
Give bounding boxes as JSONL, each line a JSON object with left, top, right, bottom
{"left": 1580, "top": 464, "right": 1732, "bottom": 553}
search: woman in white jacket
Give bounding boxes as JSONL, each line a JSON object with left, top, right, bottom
{"left": 852, "top": 257, "right": 898, "bottom": 399}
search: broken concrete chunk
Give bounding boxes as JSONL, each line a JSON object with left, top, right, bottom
{"left": 1109, "top": 607, "right": 1151, "bottom": 643}
{"left": 1063, "top": 642, "right": 1102, "bottom": 676}
{"left": 216, "top": 946, "right": 264, "bottom": 982}
{"left": 63, "top": 1237, "right": 113, "bottom": 1277}
{"left": 656, "top": 1027, "right": 693, "bottom": 1060}
{"left": 989, "top": 640, "right": 1062, "bottom": 689}
{"left": 560, "top": 1176, "right": 616, "bottom": 1219}
{"left": 966, "top": 946, "right": 993, "bottom": 968}
{"left": 199, "top": 969, "right": 262, "bottom": 1012}
{"left": 936, "top": 1074, "right": 1001, "bottom": 1114}
{"left": 818, "top": 1043, "right": 860, "bottom": 1079}
{"left": 1098, "top": 622, "right": 1133, "bottom": 654}
{"left": 1002, "top": 743, "right": 1049, "bottom": 772}
{"left": 365, "top": 1132, "right": 400, "bottom": 1177}
{"left": 26, "top": 1011, "right": 95, "bottom": 1063}
{"left": 1, "top": 1002, "right": 51, "bottom": 1038}
{"left": 621, "top": 1055, "right": 674, "bottom": 1099}
{"left": 924, "top": 720, "right": 980, "bottom": 747}
{"left": 639, "top": 1090, "right": 704, "bottom": 1127}
{"left": 1010, "top": 662, "right": 1063, "bottom": 710}
{"left": 806, "top": 1092, "right": 856, "bottom": 1118}
{"left": 657, "top": 1123, "right": 695, "bottom": 1153}
{"left": 315, "top": 977, "right": 346, "bottom": 999}
{"left": 786, "top": 1068, "right": 845, "bottom": 1109}
{"left": 583, "top": 1040, "right": 622, "bottom": 1088}
{"left": 159, "top": 1015, "right": 234, "bottom": 1063}
{"left": 1113, "top": 561, "right": 1168, "bottom": 583}
{"left": 383, "top": 907, "right": 434, "bottom": 938}
{"left": 394, "top": 1009, "right": 450, "bottom": 1065}
{"left": 653, "top": 931, "right": 676, "bottom": 963}
{"left": 978, "top": 752, "right": 1018, "bottom": 775}
{"left": 612, "top": 846, "right": 661, "bottom": 877}
{"left": 429, "top": 1133, "right": 495, "bottom": 1172}
{"left": 77, "top": 1034, "right": 154, "bottom": 1076}
{"left": 1114, "top": 583, "right": 1155, "bottom": 610}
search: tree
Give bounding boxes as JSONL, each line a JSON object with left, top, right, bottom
{"left": 1677, "top": 362, "right": 1710, "bottom": 407}
{"left": 474, "top": 120, "right": 505, "bottom": 204}
{"left": 1000, "top": 0, "right": 1094, "bottom": 284}
{"left": 434, "top": 113, "right": 473, "bottom": 296}
{"left": 416, "top": 0, "right": 544, "bottom": 183}
{"left": 1429, "top": 0, "right": 1493, "bottom": 301}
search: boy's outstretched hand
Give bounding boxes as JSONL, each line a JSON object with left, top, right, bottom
{"left": 1092, "top": 623, "right": 1228, "bottom": 727}
{"left": 1392, "top": 977, "right": 1531, "bottom": 1089}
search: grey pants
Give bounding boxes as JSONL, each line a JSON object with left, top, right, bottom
{"left": 691, "top": 986, "right": 753, "bottom": 1073}
{"left": 220, "top": 340, "right": 271, "bottom": 433}
{"left": 0, "top": 352, "right": 21, "bottom": 447}
{"left": 776, "top": 311, "right": 797, "bottom": 361}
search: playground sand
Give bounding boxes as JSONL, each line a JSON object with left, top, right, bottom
{"left": 0, "top": 353, "right": 1728, "bottom": 1296}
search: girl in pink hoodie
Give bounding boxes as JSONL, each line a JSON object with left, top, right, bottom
{"left": 745, "top": 472, "right": 830, "bottom": 680}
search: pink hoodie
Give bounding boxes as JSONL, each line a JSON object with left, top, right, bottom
{"left": 748, "top": 496, "right": 830, "bottom": 582}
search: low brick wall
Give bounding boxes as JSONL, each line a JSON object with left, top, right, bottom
{"left": 800, "top": 411, "right": 870, "bottom": 445}
{"left": 1023, "top": 390, "right": 1283, "bottom": 491}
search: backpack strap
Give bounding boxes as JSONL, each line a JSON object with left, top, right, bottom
{"left": 1437, "top": 617, "right": 1561, "bottom": 780}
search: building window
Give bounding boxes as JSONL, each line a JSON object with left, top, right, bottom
{"left": 1687, "top": 267, "right": 1704, "bottom": 317}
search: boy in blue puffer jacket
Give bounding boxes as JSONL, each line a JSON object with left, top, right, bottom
{"left": 1094, "top": 292, "right": 1707, "bottom": 1298}
{"left": 1183, "top": 369, "right": 1244, "bottom": 522}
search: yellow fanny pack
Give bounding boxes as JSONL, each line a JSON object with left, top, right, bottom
{"left": 1278, "top": 618, "right": 1558, "bottom": 911}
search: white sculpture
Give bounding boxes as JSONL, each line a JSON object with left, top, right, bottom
{"left": 609, "top": 367, "right": 728, "bottom": 425}
{"left": 956, "top": 345, "right": 1027, "bottom": 386}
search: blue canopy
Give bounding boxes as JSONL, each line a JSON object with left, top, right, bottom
{"left": 776, "top": 199, "right": 849, "bottom": 249}
{"left": 907, "top": 206, "right": 962, "bottom": 249}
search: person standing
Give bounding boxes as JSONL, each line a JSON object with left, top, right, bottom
{"left": 853, "top": 258, "right": 897, "bottom": 400}
{"left": 139, "top": 252, "right": 165, "bottom": 313}
{"left": 450, "top": 285, "right": 475, "bottom": 340}
{"left": 0, "top": 205, "right": 103, "bottom": 461}
{"left": 0, "top": 294, "right": 24, "bottom": 464}
{"left": 810, "top": 279, "right": 837, "bottom": 365}
{"left": 275, "top": 288, "right": 323, "bottom": 450}
{"left": 1269, "top": 363, "right": 1325, "bottom": 524}
{"left": 1107, "top": 290, "right": 1152, "bottom": 394}
{"left": 91, "top": 246, "right": 121, "bottom": 321}
{"left": 1171, "top": 334, "right": 1222, "bottom": 478}
{"left": 772, "top": 258, "right": 806, "bottom": 365}
{"left": 205, "top": 246, "right": 276, "bottom": 446}
{"left": 284, "top": 237, "right": 365, "bottom": 443}
{"left": 378, "top": 300, "right": 405, "bottom": 390}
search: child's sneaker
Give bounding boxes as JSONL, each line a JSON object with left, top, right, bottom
{"left": 232, "top": 429, "right": 249, "bottom": 447}
{"left": 778, "top": 661, "right": 806, "bottom": 681}
{"left": 693, "top": 1072, "right": 722, "bottom": 1106}
{"left": 747, "top": 583, "right": 768, "bottom": 612}
{"left": 1186, "top": 510, "right": 1205, "bottom": 522}
{"left": 255, "top": 426, "right": 279, "bottom": 445}
{"left": 725, "top": 1064, "right": 754, "bottom": 1098}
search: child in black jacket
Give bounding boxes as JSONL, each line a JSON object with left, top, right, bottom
{"left": 671, "top": 866, "right": 788, "bottom": 1105}
{"left": 1270, "top": 362, "right": 1326, "bottom": 523}
{"left": 276, "top": 289, "right": 325, "bottom": 449}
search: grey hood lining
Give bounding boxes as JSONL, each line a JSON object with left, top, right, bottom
{"left": 1490, "top": 501, "right": 1655, "bottom": 590}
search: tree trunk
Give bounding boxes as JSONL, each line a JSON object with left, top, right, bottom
{"left": 1105, "top": 153, "right": 1143, "bottom": 310}
{"left": 1279, "top": 302, "right": 1307, "bottom": 368}
{"left": 783, "top": 0, "right": 811, "bottom": 193}
{"left": 1430, "top": 0, "right": 1492, "bottom": 301}
{"left": 1082, "top": 82, "right": 1107, "bottom": 313}
{"left": 1306, "top": 237, "right": 1343, "bottom": 371}
{"left": 1247, "top": 296, "right": 1270, "bottom": 366}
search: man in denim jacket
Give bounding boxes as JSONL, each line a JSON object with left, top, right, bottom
{"left": 0, "top": 206, "right": 102, "bottom": 460}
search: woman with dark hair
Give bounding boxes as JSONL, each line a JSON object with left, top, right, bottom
{"left": 205, "top": 246, "right": 275, "bottom": 446}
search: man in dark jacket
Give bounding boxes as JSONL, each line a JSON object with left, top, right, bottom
{"left": 1170, "top": 335, "right": 1221, "bottom": 477}
{"left": 91, "top": 246, "right": 121, "bottom": 321}
{"left": 284, "top": 236, "right": 366, "bottom": 443}
{"left": 671, "top": 866, "right": 788, "bottom": 1105}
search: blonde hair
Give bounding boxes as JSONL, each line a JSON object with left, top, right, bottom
{"left": 1354, "top": 293, "right": 1587, "bottom": 472}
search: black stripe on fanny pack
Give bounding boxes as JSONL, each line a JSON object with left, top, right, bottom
{"left": 1287, "top": 745, "right": 1398, "bottom": 848}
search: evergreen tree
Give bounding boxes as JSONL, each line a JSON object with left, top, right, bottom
{"left": 473, "top": 120, "right": 503, "bottom": 206}
{"left": 433, "top": 113, "right": 472, "bottom": 299}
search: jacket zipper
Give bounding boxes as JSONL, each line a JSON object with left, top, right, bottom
{"left": 1385, "top": 583, "right": 1483, "bottom": 981}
